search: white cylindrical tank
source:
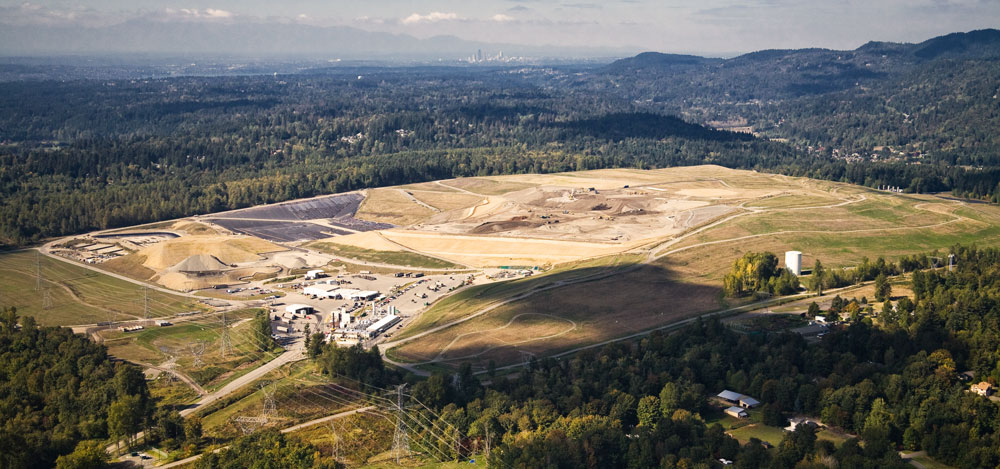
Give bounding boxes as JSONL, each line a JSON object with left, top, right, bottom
{"left": 785, "top": 251, "right": 802, "bottom": 276}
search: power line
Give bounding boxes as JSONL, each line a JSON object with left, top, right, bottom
{"left": 220, "top": 310, "right": 232, "bottom": 357}
{"left": 35, "top": 250, "right": 42, "bottom": 291}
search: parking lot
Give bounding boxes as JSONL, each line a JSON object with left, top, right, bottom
{"left": 265, "top": 271, "right": 474, "bottom": 337}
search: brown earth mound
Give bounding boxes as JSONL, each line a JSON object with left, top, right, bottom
{"left": 171, "top": 254, "right": 229, "bottom": 273}
{"left": 469, "top": 220, "right": 541, "bottom": 234}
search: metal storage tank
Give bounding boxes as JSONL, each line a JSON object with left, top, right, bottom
{"left": 785, "top": 251, "right": 802, "bottom": 276}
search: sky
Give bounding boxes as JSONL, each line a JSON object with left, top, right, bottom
{"left": 1, "top": 0, "right": 999, "bottom": 56}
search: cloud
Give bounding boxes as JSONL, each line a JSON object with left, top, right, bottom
{"left": 0, "top": 2, "right": 112, "bottom": 26}
{"left": 491, "top": 13, "right": 515, "bottom": 22}
{"left": 507, "top": 5, "right": 532, "bottom": 12}
{"left": 400, "top": 11, "right": 460, "bottom": 25}
{"left": 163, "top": 7, "right": 235, "bottom": 20}
{"left": 562, "top": 3, "right": 602, "bottom": 9}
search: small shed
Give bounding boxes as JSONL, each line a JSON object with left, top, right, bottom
{"left": 739, "top": 397, "right": 761, "bottom": 409}
{"left": 725, "top": 406, "right": 748, "bottom": 419}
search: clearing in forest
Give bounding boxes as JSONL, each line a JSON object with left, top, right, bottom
{"left": 384, "top": 167, "right": 1000, "bottom": 371}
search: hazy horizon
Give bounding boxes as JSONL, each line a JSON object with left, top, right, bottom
{"left": 1, "top": 1, "right": 998, "bottom": 58}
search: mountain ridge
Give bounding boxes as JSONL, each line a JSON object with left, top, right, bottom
{"left": 607, "top": 28, "right": 1000, "bottom": 72}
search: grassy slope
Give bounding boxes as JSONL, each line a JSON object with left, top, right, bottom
{"left": 393, "top": 253, "right": 642, "bottom": 342}
{"left": 391, "top": 178, "right": 1000, "bottom": 369}
{"left": 309, "top": 241, "right": 461, "bottom": 269}
{"left": 0, "top": 250, "right": 202, "bottom": 326}
{"left": 103, "top": 309, "right": 281, "bottom": 390}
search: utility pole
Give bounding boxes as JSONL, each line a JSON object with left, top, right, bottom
{"left": 392, "top": 384, "right": 410, "bottom": 463}
{"left": 35, "top": 250, "right": 42, "bottom": 291}
{"left": 220, "top": 311, "right": 232, "bottom": 357}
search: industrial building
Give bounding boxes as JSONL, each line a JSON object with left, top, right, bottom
{"left": 285, "top": 304, "right": 314, "bottom": 315}
{"left": 366, "top": 314, "right": 400, "bottom": 337}
{"left": 301, "top": 285, "right": 379, "bottom": 301}
{"left": 303, "top": 284, "right": 340, "bottom": 298}
{"left": 305, "top": 269, "right": 325, "bottom": 280}
{"left": 785, "top": 251, "right": 802, "bottom": 275}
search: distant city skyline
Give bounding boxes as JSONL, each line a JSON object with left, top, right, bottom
{"left": 1, "top": 1, "right": 998, "bottom": 56}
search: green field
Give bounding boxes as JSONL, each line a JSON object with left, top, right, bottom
{"left": 102, "top": 308, "right": 282, "bottom": 390}
{"left": 309, "top": 242, "right": 462, "bottom": 269}
{"left": 745, "top": 194, "right": 841, "bottom": 209}
{"left": 707, "top": 411, "right": 850, "bottom": 448}
{"left": 0, "top": 249, "right": 204, "bottom": 326}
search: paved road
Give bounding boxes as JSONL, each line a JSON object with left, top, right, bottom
{"left": 179, "top": 348, "right": 306, "bottom": 417}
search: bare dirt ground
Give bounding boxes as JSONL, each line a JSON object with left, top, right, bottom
{"left": 383, "top": 168, "right": 1000, "bottom": 371}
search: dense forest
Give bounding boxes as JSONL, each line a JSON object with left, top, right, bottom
{"left": 2, "top": 29, "right": 1000, "bottom": 246}
{"left": 0, "top": 308, "right": 163, "bottom": 468}
{"left": 296, "top": 245, "right": 1000, "bottom": 468}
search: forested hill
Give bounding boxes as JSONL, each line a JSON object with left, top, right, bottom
{"left": 599, "top": 28, "right": 1000, "bottom": 137}
{"left": 608, "top": 28, "right": 1000, "bottom": 75}
{"left": 2, "top": 29, "right": 1000, "bottom": 246}
{"left": 590, "top": 28, "right": 1000, "bottom": 196}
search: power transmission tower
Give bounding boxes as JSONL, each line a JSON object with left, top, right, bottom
{"left": 143, "top": 286, "right": 149, "bottom": 320}
{"left": 329, "top": 421, "right": 341, "bottom": 462}
{"left": 190, "top": 341, "right": 206, "bottom": 367}
{"left": 392, "top": 384, "right": 410, "bottom": 463}
{"left": 220, "top": 311, "right": 232, "bottom": 357}
{"left": 42, "top": 289, "right": 53, "bottom": 309}
{"left": 519, "top": 350, "right": 533, "bottom": 367}
{"left": 948, "top": 254, "right": 956, "bottom": 272}
{"left": 233, "top": 383, "right": 274, "bottom": 434}
{"left": 260, "top": 383, "right": 276, "bottom": 419}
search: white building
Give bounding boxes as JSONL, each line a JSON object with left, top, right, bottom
{"left": 303, "top": 285, "right": 340, "bottom": 299}
{"left": 305, "top": 269, "right": 325, "bottom": 280}
{"left": 285, "top": 304, "right": 314, "bottom": 315}
{"left": 785, "top": 251, "right": 802, "bottom": 276}
{"left": 366, "top": 314, "right": 400, "bottom": 336}
{"left": 351, "top": 290, "right": 380, "bottom": 301}
{"left": 725, "top": 406, "right": 748, "bottom": 419}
